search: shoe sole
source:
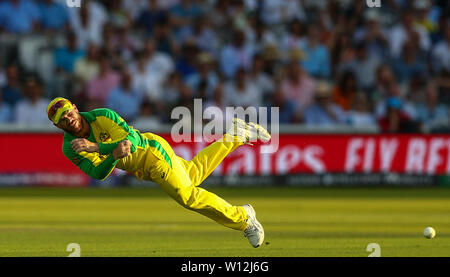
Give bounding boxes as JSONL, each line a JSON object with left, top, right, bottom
{"left": 244, "top": 204, "right": 265, "bottom": 248}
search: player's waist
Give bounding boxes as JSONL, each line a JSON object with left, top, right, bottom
{"left": 117, "top": 133, "right": 175, "bottom": 176}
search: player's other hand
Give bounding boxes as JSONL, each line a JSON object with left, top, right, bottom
{"left": 113, "top": 140, "right": 132, "bottom": 160}
{"left": 71, "top": 138, "right": 99, "bottom": 154}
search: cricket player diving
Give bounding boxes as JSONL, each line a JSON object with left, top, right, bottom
{"left": 46, "top": 97, "right": 271, "bottom": 248}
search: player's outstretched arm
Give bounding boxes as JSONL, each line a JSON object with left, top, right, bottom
{"left": 64, "top": 140, "right": 131, "bottom": 180}
{"left": 76, "top": 154, "right": 119, "bottom": 180}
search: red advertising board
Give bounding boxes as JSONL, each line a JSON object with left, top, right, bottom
{"left": 0, "top": 133, "right": 90, "bottom": 186}
{"left": 1, "top": 133, "right": 450, "bottom": 186}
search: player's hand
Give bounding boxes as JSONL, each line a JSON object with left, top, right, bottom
{"left": 112, "top": 140, "right": 132, "bottom": 160}
{"left": 71, "top": 138, "right": 99, "bottom": 154}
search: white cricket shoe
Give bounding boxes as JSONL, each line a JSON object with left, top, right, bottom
{"left": 242, "top": 204, "right": 264, "bottom": 248}
{"left": 227, "top": 118, "right": 271, "bottom": 145}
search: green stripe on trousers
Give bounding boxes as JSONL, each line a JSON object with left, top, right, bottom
{"left": 145, "top": 139, "right": 173, "bottom": 168}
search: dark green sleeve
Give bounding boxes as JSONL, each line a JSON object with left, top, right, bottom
{"left": 77, "top": 155, "right": 119, "bottom": 180}
{"left": 63, "top": 145, "right": 119, "bottom": 181}
{"left": 92, "top": 109, "right": 139, "bottom": 155}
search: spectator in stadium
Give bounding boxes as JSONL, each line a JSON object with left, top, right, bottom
{"left": 0, "top": 0, "right": 447, "bottom": 134}
{"left": 280, "top": 19, "right": 305, "bottom": 53}
{"left": 142, "top": 38, "right": 175, "bottom": 86}
{"left": 203, "top": 83, "right": 232, "bottom": 128}
{"left": 157, "top": 0, "right": 182, "bottom": 11}
{"left": 246, "top": 16, "right": 278, "bottom": 54}
{"left": 378, "top": 97, "right": 420, "bottom": 133}
{"left": 299, "top": 24, "right": 331, "bottom": 79}
{"left": 74, "top": 44, "right": 100, "bottom": 86}
{"left": 39, "top": 0, "right": 70, "bottom": 32}
{"left": 220, "top": 29, "right": 255, "bottom": 78}
{"left": 345, "top": 92, "right": 376, "bottom": 127}
{"left": 132, "top": 99, "right": 162, "bottom": 130}
{"left": 54, "top": 32, "right": 85, "bottom": 74}
{"left": 113, "top": 25, "right": 140, "bottom": 63}
{"left": 121, "top": 0, "right": 149, "bottom": 21}
{"left": 430, "top": 10, "right": 449, "bottom": 44}
{"left": 1, "top": 64, "right": 22, "bottom": 108}
{"left": 330, "top": 32, "right": 357, "bottom": 77}
{"left": 431, "top": 21, "right": 450, "bottom": 74}
{"left": 224, "top": 67, "right": 261, "bottom": 108}
{"left": 391, "top": 40, "right": 428, "bottom": 84}
{"left": 413, "top": 0, "right": 438, "bottom": 33}
{"left": 315, "top": 4, "right": 334, "bottom": 46}
{"left": 267, "top": 84, "right": 296, "bottom": 124}
{"left": 260, "top": 0, "right": 306, "bottom": 26}
{"left": 177, "top": 15, "right": 218, "bottom": 56}
{"left": 0, "top": 88, "right": 12, "bottom": 123}
{"left": 373, "top": 64, "right": 398, "bottom": 109}
{"left": 107, "top": 70, "right": 144, "bottom": 122}
{"left": 332, "top": 71, "right": 357, "bottom": 111}
{"left": 69, "top": 0, "right": 108, "bottom": 49}
{"left": 129, "top": 51, "right": 163, "bottom": 103}
{"left": 0, "top": 0, "right": 41, "bottom": 34}
{"left": 404, "top": 74, "right": 427, "bottom": 108}
{"left": 304, "top": 82, "right": 346, "bottom": 126}
{"left": 261, "top": 44, "right": 280, "bottom": 76}
{"left": 169, "top": 83, "right": 195, "bottom": 124}
{"left": 161, "top": 72, "right": 184, "bottom": 116}
{"left": 86, "top": 54, "right": 120, "bottom": 109}
{"left": 353, "top": 10, "right": 389, "bottom": 59}
{"left": 106, "top": 0, "right": 132, "bottom": 30}
{"left": 135, "top": 0, "right": 167, "bottom": 36}
{"left": 337, "top": 41, "right": 381, "bottom": 92}
{"left": 185, "top": 52, "right": 219, "bottom": 100}
{"left": 375, "top": 77, "right": 418, "bottom": 121}
{"left": 208, "top": 0, "right": 231, "bottom": 42}
{"left": 247, "top": 54, "right": 274, "bottom": 99}
{"left": 175, "top": 40, "right": 199, "bottom": 78}
{"left": 101, "top": 25, "right": 123, "bottom": 68}
{"left": 169, "top": 0, "right": 204, "bottom": 30}
{"left": 195, "top": 79, "right": 209, "bottom": 100}
{"left": 280, "top": 53, "right": 316, "bottom": 115}
{"left": 0, "top": 65, "right": 5, "bottom": 88}
{"left": 416, "top": 82, "right": 449, "bottom": 132}
{"left": 229, "top": 0, "right": 249, "bottom": 31}
{"left": 13, "top": 76, "right": 50, "bottom": 125}
{"left": 388, "top": 8, "right": 431, "bottom": 58}
{"left": 152, "top": 20, "right": 177, "bottom": 56}
{"left": 204, "top": 83, "right": 225, "bottom": 115}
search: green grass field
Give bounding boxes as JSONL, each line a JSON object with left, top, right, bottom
{"left": 0, "top": 187, "right": 449, "bottom": 257}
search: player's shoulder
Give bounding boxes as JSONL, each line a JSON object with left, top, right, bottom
{"left": 89, "top": 108, "right": 128, "bottom": 126}
{"left": 88, "top": 108, "right": 117, "bottom": 117}
{"left": 88, "top": 108, "right": 122, "bottom": 120}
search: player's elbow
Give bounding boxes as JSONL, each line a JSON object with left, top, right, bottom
{"left": 90, "top": 171, "right": 110, "bottom": 181}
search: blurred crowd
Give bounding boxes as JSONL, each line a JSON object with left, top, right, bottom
{"left": 0, "top": 0, "right": 449, "bottom": 133}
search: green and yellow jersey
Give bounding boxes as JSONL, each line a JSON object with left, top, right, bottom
{"left": 62, "top": 108, "right": 174, "bottom": 181}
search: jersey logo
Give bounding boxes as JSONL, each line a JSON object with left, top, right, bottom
{"left": 99, "top": 132, "right": 111, "bottom": 142}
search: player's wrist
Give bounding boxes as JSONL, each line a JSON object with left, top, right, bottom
{"left": 87, "top": 142, "right": 99, "bottom": 153}
{"left": 91, "top": 143, "right": 99, "bottom": 153}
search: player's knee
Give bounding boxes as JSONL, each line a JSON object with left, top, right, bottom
{"left": 178, "top": 187, "right": 198, "bottom": 210}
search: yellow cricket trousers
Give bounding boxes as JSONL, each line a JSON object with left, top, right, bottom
{"left": 142, "top": 134, "right": 249, "bottom": 232}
